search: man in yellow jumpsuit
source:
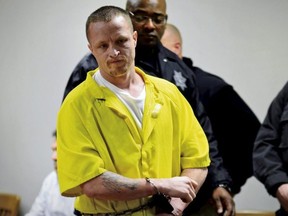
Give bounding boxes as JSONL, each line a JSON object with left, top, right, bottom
{"left": 57, "top": 5, "right": 210, "bottom": 216}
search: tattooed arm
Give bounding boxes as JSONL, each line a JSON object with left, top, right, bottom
{"left": 80, "top": 171, "right": 197, "bottom": 202}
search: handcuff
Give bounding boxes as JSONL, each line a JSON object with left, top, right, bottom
{"left": 217, "top": 184, "right": 232, "bottom": 193}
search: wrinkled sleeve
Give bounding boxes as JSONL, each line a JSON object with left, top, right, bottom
{"left": 57, "top": 98, "right": 106, "bottom": 197}
{"left": 172, "top": 85, "right": 211, "bottom": 169}
{"left": 253, "top": 81, "right": 288, "bottom": 196}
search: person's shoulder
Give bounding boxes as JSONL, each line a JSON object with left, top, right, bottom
{"left": 195, "top": 66, "right": 226, "bottom": 83}
{"left": 136, "top": 66, "right": 173, "bottom": 87}
{"left": 62, "top": 70, "right": 98, "bottom": 105}
{"left": 146, "top": 73, "right": 183, "bottom": 100}
{"left": 276, "top": 81, "right": 288, "bottom": 103}
{"left": 45, "top": 170, "right": 57, "bottom": 179}
{"left": 193, "top": 65, "right": 232, "bottom": 91}
{"left": 146, "top": 72, "right": 177, "bottom": 88}
{"left": 158, "top": 46, "right": 196, "bottom": 79}
{"left": 41, "top": 170, "right": 58, "bottom": 187}
{"left": 159, "top": 43, "right": 182, "bottom": 62}
{"left": 73, "top": 52, "right": 98, "bottom": 73}
{"left": 78, "top": 52, "right": 96, "bottom": 65}
{"left": 282, "top": 81, "right": 288, "bottom": 92}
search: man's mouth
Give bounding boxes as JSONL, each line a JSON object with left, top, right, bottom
{"left": 142, "top": 34, "right": 157, "bottom": 39}
{"left": 110, "top": 59, "right": 124, "bottom": 64}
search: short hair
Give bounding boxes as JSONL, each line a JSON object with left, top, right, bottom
{"left": 52, "top": 130, "right": 57, "bottom": 138}
{"left": 86, "top": 5, "right": 133, "bottom": 42}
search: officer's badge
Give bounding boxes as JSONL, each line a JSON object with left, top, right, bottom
{"left": 173, "top": 70, "right": 187, "bottom": 91}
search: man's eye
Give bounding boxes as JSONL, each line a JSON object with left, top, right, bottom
{"left": 118, "top": 39, "right": 127, "bottom": 44}
{"left": 134, "top": 15, "right": 146, "bottom": 22}
{"left": 99, "top": 44, "right": 108, "bottom": 49}
{"left": 154, "top": 16, "right": 165, "bottom": 24}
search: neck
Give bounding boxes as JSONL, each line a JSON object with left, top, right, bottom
{"left": 100, "top": 68, "right": 144, "bottom": 97}
{"left": 136, "top": 43, "right": 159, "bottom": 56}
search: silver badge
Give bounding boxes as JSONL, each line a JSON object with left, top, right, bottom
{"left": 173, "top": 70, "right": 187, "bottom": 91}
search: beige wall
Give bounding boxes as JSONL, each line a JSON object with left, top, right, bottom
{"left": 1, "top": 0, "right": 286, "bottom": 214}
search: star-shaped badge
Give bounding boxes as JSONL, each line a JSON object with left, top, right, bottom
{"left": 173, "top": 70, "right": 187, "bottom": 91}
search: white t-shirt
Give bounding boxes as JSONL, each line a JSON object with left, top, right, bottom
{"left": 94, "top": 71, "right": 146, "bottom": 128}
{"left": 25, "top": 170, "right": 75, "bottom": 216}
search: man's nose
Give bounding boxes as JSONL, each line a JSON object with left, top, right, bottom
{"left": 52, "top": 151, "right": 57, "bottom": 161}
{"left": 144, "top": 18, "right": 156, "bottom": 29}
{"left": 109, "top": 47, "right": 120, "bottom": 57}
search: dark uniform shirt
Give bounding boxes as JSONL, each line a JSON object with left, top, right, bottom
{"left": 253, "top": 81, "right": 288, "bottom": 215}
{"left": 254, "top": 81, "right": 288, "bottom": 195}
{"left": 183, "top": 57, "right": 260, "bottom": 194}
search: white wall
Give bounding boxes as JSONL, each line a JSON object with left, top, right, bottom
{"left": 0, "top": 0, "right": 286, "bottom": 215}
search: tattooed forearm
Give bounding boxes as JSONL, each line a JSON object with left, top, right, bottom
{"left": 101, "top": 172, "right": 138, "bottom": 193}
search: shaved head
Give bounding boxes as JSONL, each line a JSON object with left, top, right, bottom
{"left": 126, "top": 0, "right": 166, "bottom": 10}
{"left": 161, "top": 23, "right": 183, "bottom": 59}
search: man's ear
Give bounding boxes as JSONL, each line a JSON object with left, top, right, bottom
{"left": 175, "top": 42, "right": 181, "bottom": 50}
{"left": 88, "top": 43, "right": 92, "bottom": 53}
{"left": 133, "top": 31, "right": 138, "bottom": 47}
